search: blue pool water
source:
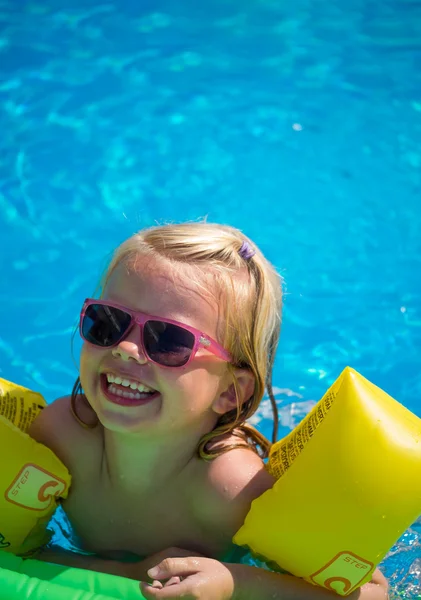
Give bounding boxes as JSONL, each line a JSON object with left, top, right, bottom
{"left": 1, "top": 0, "right": 420, "bottom": 596}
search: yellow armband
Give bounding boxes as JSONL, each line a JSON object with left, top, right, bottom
{"left": 234, "top": 367, "right": 421, "bottom": 596}
{"left": 0, "top": 378, "right": 71, "bottom": 556}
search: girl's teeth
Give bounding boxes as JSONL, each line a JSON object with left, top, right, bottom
{"left": 105, "top": 374, "right": 154, "bottom": 394}
{"left": 108, "top": 384, "right": 142, "bottom": 400}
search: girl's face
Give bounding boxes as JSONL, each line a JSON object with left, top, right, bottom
{"left": 79, "top": 258, "right": 235, "bottom": 436}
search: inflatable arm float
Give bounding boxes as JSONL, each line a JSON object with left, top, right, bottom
{"left": 0, "top": 378, "right": 71, "bottom": 556}
{"left": 234, "top": 367, "right": 421, "bottom": 595}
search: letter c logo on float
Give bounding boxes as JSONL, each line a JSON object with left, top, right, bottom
{"left": 309, "top": 551, "right": 374, "bottom": 595}
{"left": 5, "top": 463, "right": 68, "bottom": 511}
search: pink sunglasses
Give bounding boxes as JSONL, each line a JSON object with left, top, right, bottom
{"left": 80, "top": 298, "right": 232, "bottom": 368}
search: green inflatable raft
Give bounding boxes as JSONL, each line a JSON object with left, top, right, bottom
{"left": 0, "top": 552, "right": 146, "bottom": 600}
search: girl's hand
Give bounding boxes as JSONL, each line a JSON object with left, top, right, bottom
{"left": 140, "top": 557, "right": 236, "bottom": 600}
{"left": 133, "top": 547, "right": 207, "bottom": 584}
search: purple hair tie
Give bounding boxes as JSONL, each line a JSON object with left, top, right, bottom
{"left": 238, "top": 240, "right": 256, "bottom": 260}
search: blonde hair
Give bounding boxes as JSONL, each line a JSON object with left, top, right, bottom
{"left": 72, "top": 222, "right": 283, "bottom": 459}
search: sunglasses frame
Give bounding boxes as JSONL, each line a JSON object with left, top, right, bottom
{"left": 79, "top": 298, "right": 232, "bottom": 368}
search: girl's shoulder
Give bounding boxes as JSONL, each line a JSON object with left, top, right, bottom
{"left": 206, "top": 442, "right": 274, "bottom": 504}
{"left": 192, "top": 436, "right": 275, "bottom": 538}
{"left": 28, "top": 395, "right": 101, "bottom": 473}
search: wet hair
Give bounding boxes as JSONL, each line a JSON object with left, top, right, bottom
{"left": 71, "top": 221, "right": 283, "bottom": 460}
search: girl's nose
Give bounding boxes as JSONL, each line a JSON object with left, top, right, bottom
{"left": 111, "top": 326, "right": 148, "bottom": 364}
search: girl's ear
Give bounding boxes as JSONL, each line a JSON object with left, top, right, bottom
{"left": 212, "top": 367, "right": 255, "bottom": 416}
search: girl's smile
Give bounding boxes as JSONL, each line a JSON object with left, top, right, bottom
{"left": 100, "top": 372, "right": 160, "bottom": 407}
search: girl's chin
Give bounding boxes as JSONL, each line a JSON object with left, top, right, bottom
{"left": 97, "top": 401, "right": 163, "bottom": 433}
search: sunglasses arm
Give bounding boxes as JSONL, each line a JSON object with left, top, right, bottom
{"left": 200, "top": 336, "right": 232, "bottom": 362}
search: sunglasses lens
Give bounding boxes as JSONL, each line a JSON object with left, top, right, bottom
{"left": 82, "top": 303, "right": 131, "bottom": 347}
{"left": 144, "top": 321, "right": 195, "bottom": 367}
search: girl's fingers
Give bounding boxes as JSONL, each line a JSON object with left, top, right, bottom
{"left": 163, "top": 576, "right": 182, "bottom": 587}
{"left": 140, "top": 579, "right": 191, "bottom": 599}
{"left": 147, "top": 557, "right": 200, "bottom": 580}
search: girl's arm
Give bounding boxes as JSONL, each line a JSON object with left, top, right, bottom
{"left": 140, "top": 558, "right": 389, "bottom": 600}
{"left": 35, "top": 545, "right": 204, "bottom": 583}
{"left": 181, "top": 451, "right": 389, "bottom": 599}
{"left": 230, "top": 563, "right": 389, "bottom": 600}
{"left": 35, "top": 547, "right": 139, "bottom": 578}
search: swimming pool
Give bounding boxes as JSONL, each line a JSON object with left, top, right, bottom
{"left": 0, "top": 0, "right": 420, "bottom": 596}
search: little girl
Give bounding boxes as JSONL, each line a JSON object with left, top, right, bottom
{"left": 29, "top": 222, "right": 388, "bottom": 599}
